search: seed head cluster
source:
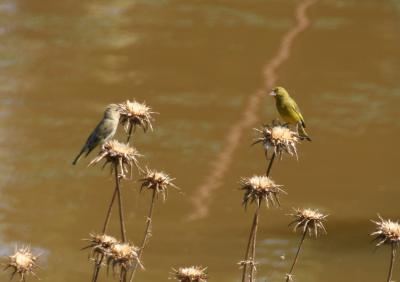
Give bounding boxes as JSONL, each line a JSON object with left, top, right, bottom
{"left": 371, "top": 216, "right": 400, "bottom": 247}
{"left": 106, "top": 242, "right": 143, "bottom": 273}
{"left": 83, "top": 233, "right": 118, "bottom": 259}
{"left": 289, "top": 208, "right": 328, "bottom": 237}
{"left": 173, "top": 266, "right": 208, "bottom": 282}
{"left": 240, "top": 175, "right": 285, "bottom": 208}
{"left": 84, "top": 233, "right": 142, "bottom": 275}
{"left": 253, "top": 122, "right": 300, "bottom": 159}
{"left": 140, "top": 168, "right": 178, "bottom": 201}
{"left": 89, "top": 139, "right": 142, "bottom": 177}
{"left": 118, "top": 100, "right": 155, "bottom": 133}
{"left": 5, "top": 246, "right": 38, "bottom": 281}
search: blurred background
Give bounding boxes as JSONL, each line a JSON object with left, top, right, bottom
{"left": 0, "top": 0, "right": 399, "bottom": 281}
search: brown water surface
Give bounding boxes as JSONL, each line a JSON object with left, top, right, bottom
{"left": 0, "top": 0, "right": 399, "bottom": 281}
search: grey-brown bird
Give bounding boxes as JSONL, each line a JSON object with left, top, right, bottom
{"left": 72, "top": 104, "right": 120, "bottom": 165}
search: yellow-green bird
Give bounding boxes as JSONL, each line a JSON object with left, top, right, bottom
{"left": 269, "top": 86, "right": 311, "bottom": 141}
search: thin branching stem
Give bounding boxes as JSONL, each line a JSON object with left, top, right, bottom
{"left": 116, "top": 163, "right": 127, "bottom": 282}
{"left": 92, "top": 172, "right": 120, "bottom": 282}
{"left": 241, "top": 214, "right": 255, "bottom": 282}
{"left": 121, "top": 269, "right": 127, "bottom": 282}
{"left": 102, "top": 187, "right": 118, "bottom": 234}
{"left": 249, "top": 206, "right": 260, "bottom": 282}
{"left": 387, "top": 244, "right": 397, "bottom": 282}
{"left": 92, "top": 256, "right": 103, "bottom": 282}
{"left": 115, "top": 165, "right": 127, "bottom": 242}
{"left": 266, "top": 151, "right": 276, "bottom": 177}
{"left": 129, "top": 189, "right": 157, "bottom": 282}
{"left": 241, "top": 205, "right": 261, "bottom": 282}
{"left": 127, "top": 124, "right": 133, "bottom": 143}
{"left": 285, "top": 228, "right": 307, "bottom": 282}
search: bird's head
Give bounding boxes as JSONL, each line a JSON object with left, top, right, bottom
{"left": 269, "top": 86, "right": 289, "bottom": 99}
{"left": 104, "top": 104, "right": 121, "bottom": 120}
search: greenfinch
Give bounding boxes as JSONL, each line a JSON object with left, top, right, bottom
{"left": 72, "top": 104, "right": 121, "bottom": 165}
{"left": 270, "top": 86, "right": 311, "bottom": 141}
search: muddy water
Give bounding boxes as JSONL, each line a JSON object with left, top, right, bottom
{"left": 0, "top": 0, "right": 399, "bottom": 281}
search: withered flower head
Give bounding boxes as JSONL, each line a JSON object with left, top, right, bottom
{"left": 118, "top": 100, "right": 155, "bottom": 133}
{"left": 106, "top": 242, "right": 143, "bottom": 274}
{"left": 173, "top": 266, "right": 208, "bottom": 282}
{"left": 5, "top": 246, "right": 39, "bottom": 281}
{"left": 371, "top": 216, "right": 400, "bottom": 247}
{"left": 140, "top": 168, "right": 178, "bottom": 201}
{"left": 89, "top": 139, "right": 142, "bottom": 178}
{"left": 83, "top": 233, "right": 118, "bottom": 259}
{"left": 289, "top": 208, "right": 328, "bottom": 237}
{"left": 253, "top": 122, "right": 300, "bottom": 159}
{"left": 240, "top": 175, "right": 285, "bottom": 208}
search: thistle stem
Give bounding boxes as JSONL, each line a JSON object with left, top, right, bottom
{"left": 249, "top": 206, "right": 260, "bottom": 282}
{"left": 129, "top": 189, "right": 157, "bottom": 282}
{"left": 127, "top": 124, "right": 133, "bottom": 143}
{"left": 91, "top": 257, "right": 103, "bottom": 282}
{"left": 266, "top": 152, "right": 276, "bottom": 177}
{"left": 102, "top": 187, "right": 118, "bottom": 234}
{"left": 285, "top": 229, "right": 307, "bottom": 282}
{"left": 241, "top": 205, "right": 261, "bottom": 282}
{"left": 121, "top": 269, "right": 127, "bottom": 282}
{"left": 92, "top": 172, "right": 120, "bottom": 282}
{"left": 115, "top": 165, "right": 127, "bottom": 242}
{"left": 387, "top": 244, "right": 396, "bottom": 282}
{"left": 116, "top": 164, "right": 127, "bottom": 282}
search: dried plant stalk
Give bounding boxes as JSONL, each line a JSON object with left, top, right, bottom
{"left": 371, "top": 216, "right": 400, "bottom": 282}
{"left": 240, "top": 205, "right": 260, "bottom": 282}
{"left": 129, "top": 168, "right": 177, "bottom": 282}
{"left": 285, "top": 208, "right": 328, "bottom": 281}
{"left": 239, "top": 175, "right": 284, "bottom": 282}
{"left": 90, "top": 146, "right": 136, "bottom": 282}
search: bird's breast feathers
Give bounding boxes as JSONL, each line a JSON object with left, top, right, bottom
{"left": 276, "top": 100, "right": 298, "bottom": 124}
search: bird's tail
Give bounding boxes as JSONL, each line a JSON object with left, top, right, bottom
{"left": 298, "top": 124, "right": 312, "bottom": 141}
{"left": 72, "top": 147, "right": 86, "bottom": 165}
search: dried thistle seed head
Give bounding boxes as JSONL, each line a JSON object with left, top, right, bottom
{"left": 371, "top": 216, "right": 400, "bottom": 247}
{"left": 173, "top": 266, "right": 208, "bottom": 282}
{"left": 5, "top": 246, "right": 38, "bottom": 281}
{"left": 83, "top": 233, "right": 118, "bottom": 258}
{"left": 240, "top": 175, "right": 285, "bottom": 208}
{"left": 289, "top": 208, "right": 328, "bottom": 237}
{"left": 118, "top": 100, "right": 155, "bottom": 133}
{"left": 89, "top": 139, "right": 142, "bottom": 178}
{"left": 253, "top": 122, "right": 300, "bottom": 159}
{"left": 106, "top": 242, "right": 143, "bottom": 273}
{"left": 140, "top": 168, "right": 178, "bottom": 200}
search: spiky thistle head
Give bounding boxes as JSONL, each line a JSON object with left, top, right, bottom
{"left": 240, "top": 175, "right": 285, "bottom": 208}
{"left": 289, "top": 208, "right": 328, "bottom": 237}
{"left": 371, "top": 216, "right": 400, "bottom": 247}
{"left": 253, "top": 122, "right": 300, "bottom": 159}
{"left": 83, "top": 233, "right": 118, "bottom": 259}
{"left": 106, "top": 242, "right": 143, "bottom": 274}
{"left": 118, "top": 100, "right": 155, "bottom": 133}
{"left": 4, "top": 246, "right": 39, "bottom": 281}
{"left": 140, "top": 168, "right": 178, "bottom": 201}
{"left": 89, "top": 139, "right": 142, "bottom": 178}
{"left": 173, "top": 266, "right": 208, "bottom": 282}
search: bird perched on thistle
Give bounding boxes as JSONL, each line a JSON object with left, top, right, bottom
{"left": 269, "top": 86, "right": 311, "bottom": 141}
{"left": 72, "top": 104, "right": 121, "bottom": 165}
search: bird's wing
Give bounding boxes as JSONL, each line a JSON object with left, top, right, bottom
{"left": 85, "top": 119, "right": 115, "bottom": 152}
{"left": 290, "top": 101, "right": 306, "bottom": 128}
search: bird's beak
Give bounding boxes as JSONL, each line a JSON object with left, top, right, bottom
{"left": 269, "top": 90, "right": 276, "bottom": 96}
